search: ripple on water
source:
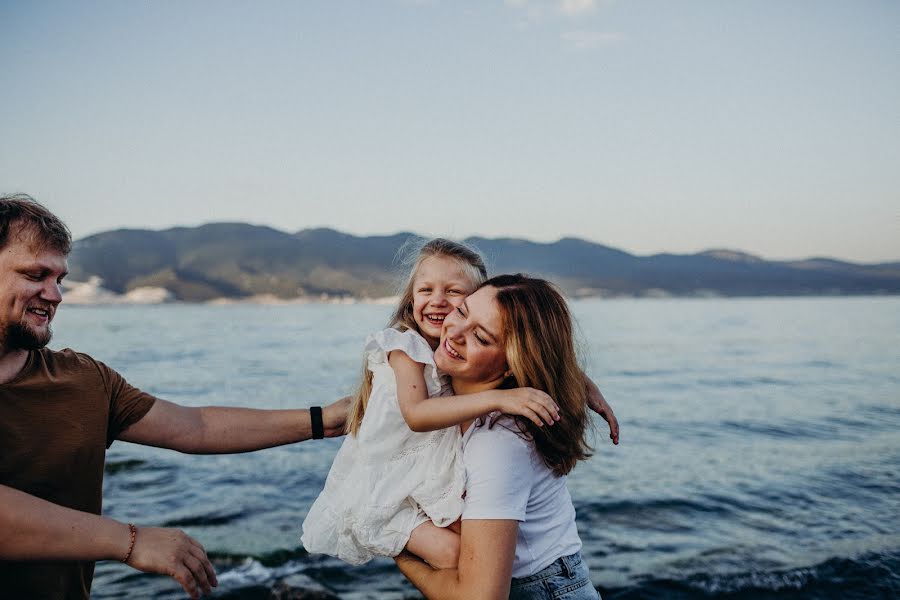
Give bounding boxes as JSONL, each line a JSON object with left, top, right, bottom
{"left": 162, "top": 510, "right": 247, "bottom": 527}
{"left": 720, "top": 418, "right": 854, "bottom": 441}
{"left": 578, "top": 497, "right": 733, "bottom": 534}
{"left": 696, "top": 376, "right": 796, "bottom": 389}
{"left": 104, "top": 459, "right": 147, "bottom": 475}
{"left": 604, "top": 550, "right": 900, "bottom": 600}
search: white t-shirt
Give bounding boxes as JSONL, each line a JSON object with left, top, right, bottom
{"left": 461, "top": 414, "right": 582, "bottom": 578}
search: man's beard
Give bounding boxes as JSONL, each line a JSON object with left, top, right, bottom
{"left": 1, "top": 320, "right": 52, "bottom": 351}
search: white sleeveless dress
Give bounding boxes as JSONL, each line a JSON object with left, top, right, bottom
{"left": 301, "top": 328, "right": 466, "bottom": 565}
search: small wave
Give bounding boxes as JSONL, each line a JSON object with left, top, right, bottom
{"left": 604, "top": 550, "right": 900, "bottom": 599}
{"left": 118, "top": 470, "right": 179, "bottom": 491}
{"left": 212, "top": 558, "right": 339, "bottom": 599}
{"left": 215, "top": 557, "right": 296, "bottom": 588}
{"left": 590, "top": 498, "right": 732, "bottom": 516}
{"left": 162, "top": 510, "right": 246, "bottom": 527}
{"left": 720, "top": 419, "right": 850, "bottom": 441}
{"left": 697, "top": 376, "right": 795, "bottom": 388}
{"left": 803, "top": 360, "right": 839, "bottom": 369}
{"left": 579, "top": 497, "right": 733, "bottom": 534}
{"left": 615, "top": 369, "right": 684, "bottom": 378}
{"left": 104, "top": 459, "right": 147, "bottom": 474}
{"left": 860, "top": 403, "right": 900, "bottom": 421}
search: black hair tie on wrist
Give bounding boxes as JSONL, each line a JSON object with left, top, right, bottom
{"left": 310, "top": 406, "right": 325, "bottom": 439}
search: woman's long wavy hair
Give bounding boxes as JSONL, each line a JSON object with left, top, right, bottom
{"left": 485, "top": 274, "right": 592, "bottom": 476}
{"left": 346, "top": 238, "right": 487, "bottom": 435}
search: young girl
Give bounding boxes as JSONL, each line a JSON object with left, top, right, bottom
{"left": 301, "top": 239, "right": 561, "bottom": 569}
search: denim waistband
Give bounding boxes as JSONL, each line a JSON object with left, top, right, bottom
{"left": 511, "top": 551, "right": 584, "bottom": 586}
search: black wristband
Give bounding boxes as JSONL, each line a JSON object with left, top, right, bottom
{"left": 310, "top": 406, "right": 324, "bottom": 439}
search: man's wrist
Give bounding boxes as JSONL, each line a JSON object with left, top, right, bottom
{"left": 121, "top": 523, "right": 138, "bottom": 563}
{"left": 310, "top": 406, "right": 324, "bottom": 439}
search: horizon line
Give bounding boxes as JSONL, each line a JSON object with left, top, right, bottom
{"left": 73, "top": 220, "right": 900, "bottom": 267}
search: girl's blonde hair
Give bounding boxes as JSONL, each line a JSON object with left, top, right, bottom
{"left": 485, "top": 274, "right": 592, "bottom": 476}
{"left": 346, "top": 238, "right": 487, "bottom": 435}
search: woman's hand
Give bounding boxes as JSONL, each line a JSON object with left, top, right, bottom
{"left": 494, "top": 387, "right": 560, "bottom": 427}
{"left": 586, "top": 385, "right": 619, "bottom": 444}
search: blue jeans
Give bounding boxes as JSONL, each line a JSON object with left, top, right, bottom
{"left": 509, "top": 552, "right": 601, "bottom": 600}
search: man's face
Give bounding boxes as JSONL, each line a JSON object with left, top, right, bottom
{"left": 0, "top": 229, "right": 68, "bottom": 352}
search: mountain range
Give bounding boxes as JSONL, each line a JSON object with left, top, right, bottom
{"left": 67, "top": 224, "right": 900, "bottom": 301}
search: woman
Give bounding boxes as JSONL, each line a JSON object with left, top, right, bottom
{"left": 395, "top": 274, "right": 601, "bottom": 600}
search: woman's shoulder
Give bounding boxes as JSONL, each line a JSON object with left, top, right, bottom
{"left": 465, "top": 415, "right": 534, "bottom": 462}
{"left": 461, "top": 416, "right": 540, "bottom": 514}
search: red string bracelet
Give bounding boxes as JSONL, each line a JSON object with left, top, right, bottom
{"left": 122, "top": 523, "right": 137, "bottom": 564}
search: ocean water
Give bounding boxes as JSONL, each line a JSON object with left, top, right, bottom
{"left": 46, "top": 297, "right": 900, "bottom": 599}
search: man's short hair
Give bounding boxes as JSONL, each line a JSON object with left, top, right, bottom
{"left": 0, "top": 194, "right": 72, "bottom": 254}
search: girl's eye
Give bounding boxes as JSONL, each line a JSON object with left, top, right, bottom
{"left": 448, "top": 289, "right": 462, "bottom": 295}
{"left": 474, "top": 332, "right": 487, "bottom": 345}
{"left": 418, "top": 287, "right": 431, "bottom": 293}
{"left": 25, "top": 273, "right": 42, "bottom": 281}
{"left": 456, "top": 306, "right": 465, "bottom": 316}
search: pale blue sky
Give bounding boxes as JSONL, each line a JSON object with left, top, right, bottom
{"left": 2, "top": 0, "right": 898, "bottom": 262}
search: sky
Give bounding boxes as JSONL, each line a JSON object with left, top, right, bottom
{"left": 1, "top": 0, "right": 898, "bottom": 263}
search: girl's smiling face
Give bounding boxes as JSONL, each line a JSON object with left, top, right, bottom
{"left": 412, "top": 256, "right": 478, "bottom": 348}
{"left": 434, "top": 285, "right": 509, "bottom": 392}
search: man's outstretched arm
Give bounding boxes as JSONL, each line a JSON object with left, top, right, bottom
{"left": 0, "top": 484, "right": 216, "bottom": 599}
{"left": 118, "top": 396, "right": 350, "bottom": 453}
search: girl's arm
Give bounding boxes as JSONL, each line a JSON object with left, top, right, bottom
{"left": 389, "top": 351, "right": 559, "bottom": 432}
{"left": 395, "top": 519, "right": 517, "bottom": 600}
{"left": 583, "top": 373, "right": 620, "bottom": 444}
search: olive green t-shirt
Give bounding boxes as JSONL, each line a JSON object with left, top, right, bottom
{"left": 0, "top": 348, "right": 157, "bottom": 599}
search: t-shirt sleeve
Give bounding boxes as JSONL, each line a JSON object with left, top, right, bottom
{"left": 94, "top": 360, "right": 158, "bottom": 447}
{"left": 462, "top": 425, "right": 533, "bottom": 521}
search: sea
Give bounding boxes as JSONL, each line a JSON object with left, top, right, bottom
{"left": 46, "top": 296, "right": 899, "bottom": 599}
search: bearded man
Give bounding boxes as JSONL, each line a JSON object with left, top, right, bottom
{"left": 0, "top": 194, "right": 348, "bottom": 599}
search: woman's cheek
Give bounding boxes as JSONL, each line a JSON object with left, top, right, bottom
{"left": 468, "top": 346, "right": 508, "bottom": 383}
{"left": 434, "top": 347, "right": 452, "bottom": 374}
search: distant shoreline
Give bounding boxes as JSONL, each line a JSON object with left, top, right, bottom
{"left": 62, "top": 278, "right": 401, "bottom": 306}
{"left": 61, "top": 278, "right": 899, "bottom": 307}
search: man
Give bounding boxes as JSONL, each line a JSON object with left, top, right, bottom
{"left": 0, "top": 194, "right": 349, "bottom": 599}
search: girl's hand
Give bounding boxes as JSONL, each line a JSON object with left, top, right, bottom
{"left": 496, "top": 388, "right": 560, "bottom": 427}
{"left": 587, "top": 387, "right": 619, "bottom": 445}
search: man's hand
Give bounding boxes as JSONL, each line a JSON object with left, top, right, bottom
{"left": 127, "top": 526, "right": 217, "bottom": 599}
{"left": 322, "top": 396, "right": 351, "bottom": 437}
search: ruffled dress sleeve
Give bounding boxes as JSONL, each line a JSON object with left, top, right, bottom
{"left": 364, "top": 328, "right": 445, "bottom": 397}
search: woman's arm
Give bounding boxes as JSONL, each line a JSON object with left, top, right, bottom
{"left": 388, "top": 351, "right": 559, "bottom": 432}
{"left": 583, "top": 373, "right": 619, "bottom": 444}
{"left": 395, "top": 519, "right": 518, "bottom": 600}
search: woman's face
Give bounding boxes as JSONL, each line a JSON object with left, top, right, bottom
{"left": 434, "top": 285, "right": 509, "bottom": 390}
